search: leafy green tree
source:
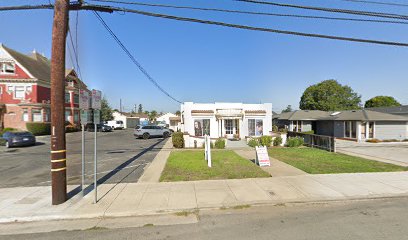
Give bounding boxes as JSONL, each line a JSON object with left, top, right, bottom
{"left": 149, "top": 110, "right": 158, "bottom": 121}
{"left": 281, "top": 105, "right": 293, "bottom": 113}
{"left": 100, "top": 97, "right": 113, "bottom": 121}
{"left": 299, "top": 80, "right": 361, "bottom": 111}
{"left": 364, "top": 96, "right": 401, "bottom": 108}
{"left": 175, "top": 110, "right": 181, "bottom": 116}
{"left": 138, "top": 104, "right": 143, "bottom": 113}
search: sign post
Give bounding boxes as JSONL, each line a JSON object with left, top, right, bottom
{"left": 255, "top": 146, "right": 271, "bottom": 167}
{"left": 204, "top": 135, "right": 212, "bottom": 168}
{"left": 91, "top": 89, "right": 102, "bottom": 204}
{"left": 79, "top": 90, "right": 90, "bottom": 196}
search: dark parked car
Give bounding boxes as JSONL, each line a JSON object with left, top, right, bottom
{"left": 86, "top": 123, "right": 113, "bottom": 132}
{"left": 1, "top": 131, "right": 36, "bottom": 148}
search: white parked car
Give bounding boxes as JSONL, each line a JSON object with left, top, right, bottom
{"left": 106, "top": 120, "right": 124, "bottom": 130}
{"left": 134, "top": 125, "right": 171, "bottom": 139}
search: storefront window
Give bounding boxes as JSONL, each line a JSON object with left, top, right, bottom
{"left": 248, "top": 119, "right": 263, "bottom": 136}
{"left": 194, "top": 119, "right": 210, "bottom": 136}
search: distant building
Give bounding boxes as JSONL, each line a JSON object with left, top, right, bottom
{"left": 156, "top": 112, "right": 181, "bottom": 131}
{"left": 0, "top": 44, "right": 90, "bottom": 130}
{"left": 181, "top": 102, "right": 273, "bottom": 139}
{"left": 111, "top": 111, "right": 149, "bottom": 129}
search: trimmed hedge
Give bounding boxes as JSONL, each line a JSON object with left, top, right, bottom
{"left": 286, "top": 137, "right": 304, "bottom": 147}
{"left": 26, "top": 122, "right": 51, "bottom": 136}
{"left": 214, "top": 138, "right": 226, "bottom": 149}
{"left": 172, "top": 132, "right": 184, "bottom": 148}
{"left": 259, "top": 136, "right": 272, "bottom": 147}
{"left": 273, "top": 136, "right": 283, "bottom": 146}
{"left": 248, "top": 138, "right": 259, "bottom": 148}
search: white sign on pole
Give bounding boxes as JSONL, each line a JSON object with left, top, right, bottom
{"left": 91, "top": 89, "right": 102, "bottom": 110}
{"left": 255, "top": 146, "right": 271, "bottom": 167}
{"left": 79, "top": 89, "right": 90, "bottom": 110}
{"left": 204, "top": 135, "right": 212, "bottom": 168}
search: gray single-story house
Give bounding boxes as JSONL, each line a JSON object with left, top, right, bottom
{"left": 367, "top": 105, "right": 408, "bottom": 118}
{"left": 273, "top": 110, "right": 408, "bottom": 141}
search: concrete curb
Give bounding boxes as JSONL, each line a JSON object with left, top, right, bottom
{"left": 1, "top": 193, "right": 408, "bottom": 224}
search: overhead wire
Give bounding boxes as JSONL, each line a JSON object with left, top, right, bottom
{"left": 84, "top": 4, "right": 408, "bottom": 47}
{"left": 88, "top": 0, "right": 408, "bottom": 25}
{"left": 2, "top": 3, "right": 408, "bottom": 47}
{"left": 92, "top": 11, "right": 182, "bottom": 103}
{"left": 235, "top": 0, "right": 408, "bottom": 20}
{"left": 342, "top": 0, "right": 408, "bottom": 7}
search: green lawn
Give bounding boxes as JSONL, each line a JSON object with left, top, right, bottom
{"left": 269, "top": 147, "right": 408, "bottom": 174}
{"left": 160, "top": 150, "right": 270, "bottom": 182}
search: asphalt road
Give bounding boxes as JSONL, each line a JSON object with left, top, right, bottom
{"left": 0, "top": 129, "right": 167, "bottom": 188}
{"left": 2, "top": 197, "right": 408, "bottom": 240}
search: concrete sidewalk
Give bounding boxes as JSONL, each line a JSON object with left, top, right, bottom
{"left": 1, "top": 171, "right": 408, "bottom": 224}
{"left": 138, "top": 138, "right": 172, "bottom": 183}
{"left": 234, "top": 149, "right": 308, "bottom": 177}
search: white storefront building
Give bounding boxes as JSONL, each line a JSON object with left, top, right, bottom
{"left": 181, "top": 102, "right": 273, "bottom": 139}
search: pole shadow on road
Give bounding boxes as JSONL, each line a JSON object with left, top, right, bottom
{"left": 67, "top": 138, "right": 166, "bottom": 201}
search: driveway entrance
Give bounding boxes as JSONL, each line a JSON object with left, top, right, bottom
{"left": 336, "top": 139, "right": 408, "bottom": 167}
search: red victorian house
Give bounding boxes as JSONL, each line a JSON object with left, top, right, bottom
{"left": 0, "top": 44, "right": 89, "bottom": 130}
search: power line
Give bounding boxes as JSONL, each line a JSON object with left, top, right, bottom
{"left": 88, "top": 0, "right": 408, "bottom": 25}
{"left": 92, "top": 11, "right": 182, "bottom": 103}
{"left": 2, "top": 3, "right": 408, "bottom": 46}
{"left": 85, "top": 4, "right": 408, "bottom": 47}
{"left": 342, "top": 0, "right": 408, "bottom": 7}
{"left": 67, "top": 28, "right": 83, "bottom": 80}
{"left": 0, "top": 4, "right": 53, "bottom": 11}
{"left": 236, "top": 0, "right": 408, "bottom": 20}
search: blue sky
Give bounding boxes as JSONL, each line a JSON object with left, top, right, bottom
{"left": 1, "top": 0, "right": 407, "bottom": 113}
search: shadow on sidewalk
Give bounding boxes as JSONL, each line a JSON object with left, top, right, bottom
{"left": 67, "top": 138, "right": 166, "bottom": 201}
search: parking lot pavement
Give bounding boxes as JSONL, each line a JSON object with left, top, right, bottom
{"left": 336, "top": 140, "right": 408, "bottom": 167}
{"left": 0, "top": 129, "right": 167, "bottom": 188}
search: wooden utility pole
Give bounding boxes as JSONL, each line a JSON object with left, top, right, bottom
{"left": 50, "top": 0, "right": 69, "bottom": 205}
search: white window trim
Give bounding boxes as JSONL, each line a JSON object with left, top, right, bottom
{"left": 14, "top": 86, "right": 26, "bottom": 100}
{"left": 0, "top": 62, "right": 16, "bottom": 75}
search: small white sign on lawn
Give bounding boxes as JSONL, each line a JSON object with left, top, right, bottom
{"left": 255, "top": 146, "right": 271, "bottom": 167}
{"left": 204, "top": 135, "right": 212, "bottom": 168}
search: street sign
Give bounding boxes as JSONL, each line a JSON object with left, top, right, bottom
{"left": 80, "top": 110, "right": 89, "bottom": 125}
{"left": 79, "top": 89, "right": 90, "bottom": 110}
{"left": 91, "top": 89, "right": 102, "bottom": 110}
{"left": 255, "top": 146, "right": 271, "bottom": 167}
{"left": 93, "top": 110, "right": 101, "bottom": 124}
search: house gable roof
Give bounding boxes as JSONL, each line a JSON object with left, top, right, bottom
{"left": 366, "top": 105, "right": 408, "bottom": 116}
{"left": 2, "top": 44, "right": 50, "bottom": 82}
{"left": 274, "top": 110, "right": 330, "bottom": 121}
